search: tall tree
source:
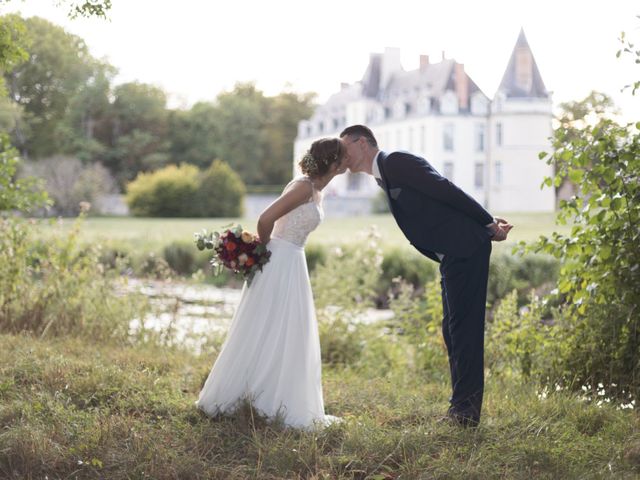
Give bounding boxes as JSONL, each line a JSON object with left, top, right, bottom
{"left": 211, "top": 82, "right": 268, "bottom": 185}
{"left": 106, "top": 81, "right": 170, "bottom": 186}
{"left": 168, "top": 101, "right": 219, "bottom": 169}
{"left": 3, "top": 16, "right": 98, "bottom": 158}
{"left": 60, "top": 61, "right": 116, "bottom": 162}
{"left": 263, "top": 90, "right": 315, "bottom": 184}
{"left": 207, "top": 83, "right": 316, "bottom": 185}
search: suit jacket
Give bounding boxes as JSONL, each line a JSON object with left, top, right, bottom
{"left": 376, "top": 150, "right": 493, "bottom": 262}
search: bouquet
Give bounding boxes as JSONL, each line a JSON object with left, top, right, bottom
{"left": 194, "top": 224, "right": 271, "bottom": 285}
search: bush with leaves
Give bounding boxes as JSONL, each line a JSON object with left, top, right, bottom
{"left": 518, "top": 33, "right": 640, "bottom": 401}
{"left": 126, "top": 161, "right": 245, "bottom": 217}
{"left": 126, "top": 163, "right": 200, "bottom": 217}
{"left": 196, "top": 159, "right": 245, "bottom": 217}
{"left": 0, "top": 135, "right": 49, "bottom": 213}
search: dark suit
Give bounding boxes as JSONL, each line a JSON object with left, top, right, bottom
{"left": 376, "top": 150, "right": 493, "bottom": 424}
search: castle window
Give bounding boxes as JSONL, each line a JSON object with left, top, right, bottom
{"left": 495, "top": 161, "right": 503, "bottom": 185}
{"left": 475, "top": 124, "right": 485, "bottom": 152}
{"left": 420, "top": 125, "right": 426, "bottom": 152}
{"left": 496, "top": 122, "right": 503, "bottom": 146}
{"left": 474, "top": 162, "right": 484, "bottom": 188}
{"left": 443, "top": 124, "right": 454, "bottom": 152}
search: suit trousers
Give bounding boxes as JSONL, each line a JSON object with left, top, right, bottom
{"left": 439, "top": 238, "right": 492, "bottom": 423}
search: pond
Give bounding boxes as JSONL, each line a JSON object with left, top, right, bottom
{"left": 126, "top": 279, "right": 394, "bottom": 353}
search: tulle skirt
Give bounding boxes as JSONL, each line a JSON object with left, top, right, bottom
{"left": 196, "top": 237, "right": 329, "bottom": 429}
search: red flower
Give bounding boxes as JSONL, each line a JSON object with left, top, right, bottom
{"left": 226, "top": 241, "right": 237, "bottom": 252}
{"left": 245, "top": 257, "right": 255, "bottom": 266}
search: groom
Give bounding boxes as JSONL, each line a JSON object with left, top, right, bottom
{"left": 340, "top": 125, "right": 512, "bottom": 426}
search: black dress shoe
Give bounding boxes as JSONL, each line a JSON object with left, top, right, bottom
{"left": 446, "top": 412, "right": 479, "bottom": 428}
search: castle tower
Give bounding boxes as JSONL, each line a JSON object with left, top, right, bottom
{"left": 487, "top": 28, "right": 555, "bottom": 211}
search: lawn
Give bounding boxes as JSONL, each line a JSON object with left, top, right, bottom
{"left": 36, "top": 211, "right": 567, "bottom": 255}
{"left": 1, "top": 333, "right": 638, "bottom": 479}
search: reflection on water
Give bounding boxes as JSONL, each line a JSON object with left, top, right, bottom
{"left": 126, "top": 279, "right": 394, "bottom": 353}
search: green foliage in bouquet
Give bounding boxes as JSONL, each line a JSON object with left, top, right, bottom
{"left": 194, "top": 224, "right": 270, "bottom": 285}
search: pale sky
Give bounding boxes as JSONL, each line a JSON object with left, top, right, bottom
{"left": 4, "top": 0, "right": 640, "bottom": 120}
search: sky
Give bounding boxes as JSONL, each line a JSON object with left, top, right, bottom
{"left": 4, "top": 0, "right": 640, "bottom": 120}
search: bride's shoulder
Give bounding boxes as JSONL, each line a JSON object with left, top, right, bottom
{"left": 282, "top": 176, "right": 313, "bottom": 195}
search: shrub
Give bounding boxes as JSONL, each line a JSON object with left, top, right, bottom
{"left": 304, "top": 243, "right": 327, "bottom": 273}
{"left": 486, "top": 290, "right": 560, "bottom": 379}
{"left": 311, "top": 229, "right": 382, "bottom": 311}
{"left": 126, "top": 161, "right": 245, "bottom": 218}
{"left": 0, "top": 216, "right": 148, "bottom": 341}
{"left": 487, "top": 253, "right": 559, "bottom": 307}
{"left": 22, "top": 157, "right": 116, "bottom": 216}
{"left": 196, "top": 159, "right": 245, "bottom": 217}
{"left": 0, "top": 134, "right": 49, "bottom": 213}
{"left": 163, "top": 240, "right": 212, "bottom": 276}
{"left": 126, "top": 164, "right": 200, "bottom": 217}
{"left": 377, "top": 247, "right": 437, "bottom": 306}
{"left": 518, "top": 36, "right": 640, "bottom": 401}
{"left": 371, "top": 190, "right": 390, "bottom": 213}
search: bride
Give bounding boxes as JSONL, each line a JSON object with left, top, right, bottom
{"left": 196, "top": 137, "right": 346, "bottom": 429}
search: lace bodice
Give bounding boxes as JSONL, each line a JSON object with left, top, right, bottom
{"left": 271, "top": 177, "right": 323, "bottom": 247}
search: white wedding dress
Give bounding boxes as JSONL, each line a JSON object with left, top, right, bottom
{"left": 196, "top": 176, "right": 336, "bottom": 429}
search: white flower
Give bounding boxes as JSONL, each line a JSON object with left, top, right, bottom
{"left": 238, "top": 253, "right": 248, "bottom": 265}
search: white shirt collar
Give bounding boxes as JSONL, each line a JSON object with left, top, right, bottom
{"left": 371, "top": 151, "right": 381, "bottom": 179}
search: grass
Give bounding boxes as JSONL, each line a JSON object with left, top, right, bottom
{"left": 34, "top": 212, "right": 568, "bottom": 255}
{"left": 1, "top": 333, "right": 638, "bottom": 479}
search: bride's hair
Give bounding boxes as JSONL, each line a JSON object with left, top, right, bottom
{"left": 298, "top": 138, "right": 344, "bottom": 178}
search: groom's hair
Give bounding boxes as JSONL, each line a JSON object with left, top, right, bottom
{"left": 340, "top": 124, "right": 378, "bottom": 148}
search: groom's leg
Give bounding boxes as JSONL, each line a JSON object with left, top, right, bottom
{"left": 439, "top": 275, "right": 457, "bottom": 396}
{"left": 440, "top": 240, "right": 491, "bottom": 424}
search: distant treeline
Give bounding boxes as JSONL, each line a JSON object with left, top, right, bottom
{"left": 0, "top": 15, "right": 316, "bottom": 190}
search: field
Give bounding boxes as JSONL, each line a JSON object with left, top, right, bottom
{"left": 2, "top": 334, "right": 639, "bottom": 479}
{"left": 36, "top": 212, "right": 568, "bottom": 255}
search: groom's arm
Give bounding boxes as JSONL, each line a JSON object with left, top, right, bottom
{"left": 386, "top": 152, "right": 494, "bottom": 226}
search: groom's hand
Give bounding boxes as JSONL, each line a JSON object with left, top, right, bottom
{"left": 495, "top": 217, "right": 513, "bottom": 235}
{"left": 488, "top": 217, "right": 513, "bottom": 242}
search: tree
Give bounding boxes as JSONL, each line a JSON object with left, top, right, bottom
{"left": 262, "top": 90, "right": 315, "bottom": 184}
{"left": 168, "top": 101, "right": 219, "bottom": 169}
{"left": 60, "top": 61, "right": 116, "bottom": 163}
{"left": 520, "top": 30, "right": 640, "bottom": 401}
{"left": 197, "top": 159, "right": 245, "bottom": 217}
{"left": 207, "top": 82, "right": 316, "bottom": 186}
{"left": 0, "top": 1, "right": 110, "bottom": 215}
{"left": 105, "top": 81, "right": 170, "bottom": 185}
{"left": 3, "top": 16, "right": 100, "bottom": 158}
{"left": 211, "top": 82, "right": 269, "bottom": 185}
{"left": 553, "top": 91, "right": 619, "bottom": 202}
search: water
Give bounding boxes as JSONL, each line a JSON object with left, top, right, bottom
{"left": 127, "top": 279, "right": 394, "bottom": 353}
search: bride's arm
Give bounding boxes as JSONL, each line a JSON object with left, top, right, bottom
{"left": 257, "top": 181, "right": 313, "bottom": 244}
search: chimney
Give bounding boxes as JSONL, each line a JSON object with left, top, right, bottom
{"left": 441, "top": 50, "right": 446, "bottom": 61}
{"left": 455, "top": 63, "right": 469, "bottom": 110}
{"left": 419, "top": 54, "right": 429, "bottom": 71}
{"left": 341, "top": 82, "right": 349, "bottom": 90}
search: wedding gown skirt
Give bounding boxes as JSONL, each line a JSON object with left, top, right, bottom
{"left": 196, "top": 236, "right": 329, "bottom": 429}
